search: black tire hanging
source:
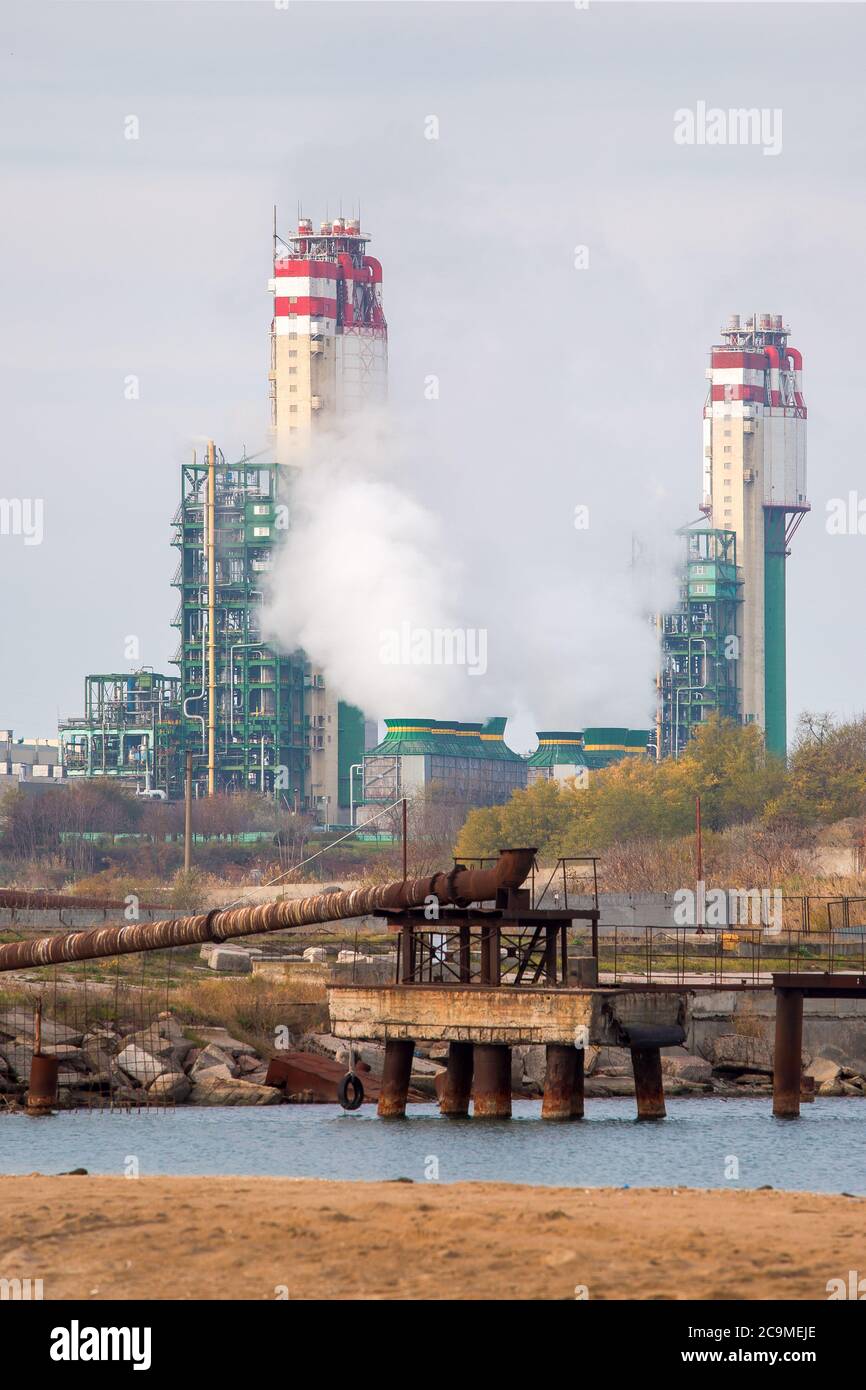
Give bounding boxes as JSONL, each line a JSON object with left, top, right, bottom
{"left": 337, "top": 1072, "right": 364, "bottom": 1111}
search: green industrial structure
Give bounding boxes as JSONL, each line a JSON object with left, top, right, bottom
{"left": 60, "top": 445, "right": 364, "bottom": 817}
{"left": 169, "top": 447, "right": 306, "bottom": 803}
{"left": 59, "top": 671, "right": 184, "bottom": 796}
{"left": 658, "top": 528, "right": 742, "bottom": 759}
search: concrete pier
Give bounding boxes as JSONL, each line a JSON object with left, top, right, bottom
{"left": 331, "top": 983, "right": 687, "bottom": 1122}
{"left": 631, "top": 1046, "right": 666, "bottom": 1120}
{"left": 472, "top": 1044, "right": 512, "bottom": 1118}
{"left": 438, "top": 1041, "right": 474, "bottom": 1117}
{"left": 377, "top": 1038, "right": 415, "bottom": 1118}
{"left": 541, "top": 1043, "right": 584, "bottom": 1120}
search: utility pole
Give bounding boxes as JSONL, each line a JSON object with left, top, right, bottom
{"left": 695, "top": 796, "right": 704, "bottom": 931}
{"left": 184, "top": 749, "right": 193, "bottom": 873}
{"left": 402, "top": 797, "right": 408, "bottom": 881}
{"left": 206, "top": 439, "right": 216, "bottom": 796}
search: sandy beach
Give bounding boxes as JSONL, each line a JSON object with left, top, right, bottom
{"left": 0, "top": 1176, "right": 861, "bottom": 1300}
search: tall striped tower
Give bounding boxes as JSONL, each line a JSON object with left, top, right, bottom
{"left": 267, "top": 214, "right": 387, "bottom": 823}
{"left": 702, "top": 313, "right": 808, "bottom": 757}
{"left": 269, "top": 215, "right": 387, "bottom": 462}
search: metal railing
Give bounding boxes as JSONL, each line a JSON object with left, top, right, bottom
{"left": 570, "top": 923, "right": 866, "bottom": 988}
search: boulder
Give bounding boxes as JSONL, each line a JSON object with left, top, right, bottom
{"left": 194, "top": 1027, "right": 257, "bottom": 1056}
{"left": 235, "top": 1053, "right": 264, "bottom": 1075}
{"left": 115, "top": 1044, "right": 171, "bottom": 1086}
{"left": 302, "top": 947, "right": 327, "bottom": 963}
{"left": 306, "top": 1033, "right": 349, "bottom": 1059}
{"left": 593, "top": 1046, "right": 633, "bottom": 1071}
{"left": 585, "top": 1076, "right": 636, "bottom": 1097}
{"left": 662, "top": 1054, "right": 713, "bottom": 1083}
{"left": 243, "top": 1068, "right": 270, "bottom": 1086}
{"left": 121, "top": 1020, "right": 192, "bottom": 1072}
{"left": 0, "top": 1044, "right": 33, "bottom": 1082}
{"left": 522, "top": 1046, "right": 547, "bottom": 1090}
{"left": 189, "top": 1043, "right": 240, "bottom": 1078}
{"left": 0, "top": 1010, "right": 82, "bottom": 1047}
{"left": 147, "top": 1071, "right": 192, "bottom": 1103}
{"left": 208, "top": 946, "right": 252, "bottom": 973}
{"left": 706, "top": 1034, "right": 776, "bottom": 1075}
{"left": 805, "top": 1057, "right": 842, "bottom": 1086}
{"left": 818, "top": 1079, "right": 844, "bottom": 1096}
{"left": 187, "top": 1075, "right": 283, "bottom": 1106}
{"left": 409, "top": 1067, "right": 445, "bottom": 1098}
{"left": 82, "top": 1029, "right": 121, "bottom": 1066}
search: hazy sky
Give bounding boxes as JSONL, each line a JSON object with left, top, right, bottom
{"left": 2, "top": 1, "right": 865, "bottom": 750}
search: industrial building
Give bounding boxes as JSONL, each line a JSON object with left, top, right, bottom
{"left": 0, "top": 729, "right": 65, "bottom": 790}
{"left": 59, "top": 672, "right": 183, "bottom": 795}
{"left": 658, "top": 313, "right": 807, "bottom": 759}
{"left": 526, "top": 732, "right": 589, "bottom": 786}
{"left": 59, "top": 214, "right": 386, "bottom": 821}
{"left": 359, "top": 719, "right": 526, "bottom": 822}
{"left": 359, "top": 721, "right": 653, "bottom": 822}
{"left": 55, "top": 206, "right": 701, "bottom": 814}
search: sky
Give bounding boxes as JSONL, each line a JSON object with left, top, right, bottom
{"left": 1, "top": 0, "right": 865, "bottom": 752}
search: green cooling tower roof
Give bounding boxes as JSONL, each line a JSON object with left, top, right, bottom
{"left": 528, "top": 732, "right": 588, "bottom": 768}
{"left": 368, "top": 718, "right": 521, "bottom": 761}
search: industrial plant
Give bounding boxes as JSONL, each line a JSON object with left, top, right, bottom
{"left": 52, "top": 222, "right": 806, "bottom": 820}
{"left": 59, "top": 214, "right": 388, "bottom": 824}
{"left": 658, "top": 312, "right": 808, "bottom": 760}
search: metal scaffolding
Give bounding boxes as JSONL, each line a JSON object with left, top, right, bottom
{"left": 170, "top": 448, "right": 306, "bottom": 801}
{"left": 658, "top": 528, "right": 743, "bottom": 758}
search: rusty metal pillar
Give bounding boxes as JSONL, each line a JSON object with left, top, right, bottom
{"left": 439, "top": 1041, "right": 474, "bottom": 1117}
{"left": 773, "top": 988, "right": 804, "bottom": 1119}
{"left": 544, "top": 925, "right": 558, "bottom": 984}
{"left": 377, "top": 1038, "right": 415, "bottom": 1118}
{"left": 542, "top": 1044, "right": 584, "bottom": 1120}
{"left": 458, "top": 923, "right": 471, "bottom": 983}
{"left": 400, "top": 924, "right": 416, "bottom": 984}
{"left": 472, "top": 1044, "right": 511, "bottom": 1118}
{"left": 479, "top": 923, "right": 500, "bottom": 985}
{"left": 27, "top": 1054, "right": 59, "bottom": 1114}
{"left": 631, "top": 1046, "right": 666, "bottom": 1120}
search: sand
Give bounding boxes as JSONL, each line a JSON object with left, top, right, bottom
{"left": 0, "top": 1176, "right": 862, "bottom": 1300}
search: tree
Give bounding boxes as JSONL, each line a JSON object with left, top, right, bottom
{"left": 765, "top": 712, "right": 866, "bottom": 826}
{"left": 674, "top": 716, "right": 785, "bottom": 829}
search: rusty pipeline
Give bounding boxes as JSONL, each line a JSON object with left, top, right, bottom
{"left": 0, "top": 848, "right": 537, "bottom": 975}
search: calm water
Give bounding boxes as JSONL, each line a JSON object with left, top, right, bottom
{"left": 2, "top": 1099, "right": 864, "bottom": 1192}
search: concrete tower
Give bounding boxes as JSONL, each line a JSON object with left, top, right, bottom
{"left": 269, "top": 215, "right": 387, "bottom": 461}
{"left": 702, "top": 313, "right": 808, "bottom": 758}
{"left": 268, "top": 214, "right": 387, "bottom": 822}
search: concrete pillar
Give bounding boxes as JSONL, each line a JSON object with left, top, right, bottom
{"left": 438, "top": 1041, "right": 473, "bottom": 1117}
{"left": 377, "top": 1038, "right": 415, "bottom": 1118}
{"left": 542, "top": 1044, "right": 585, "bottom": 1120}
{"left": 472, "top": 1044, "right": 512, "bottom": 1118}
{"left": 631, "top": 1045, "right": 666, "bottom": 1120}
{"left": 773, "top": 989, "right": 804, "bottom": 1119}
